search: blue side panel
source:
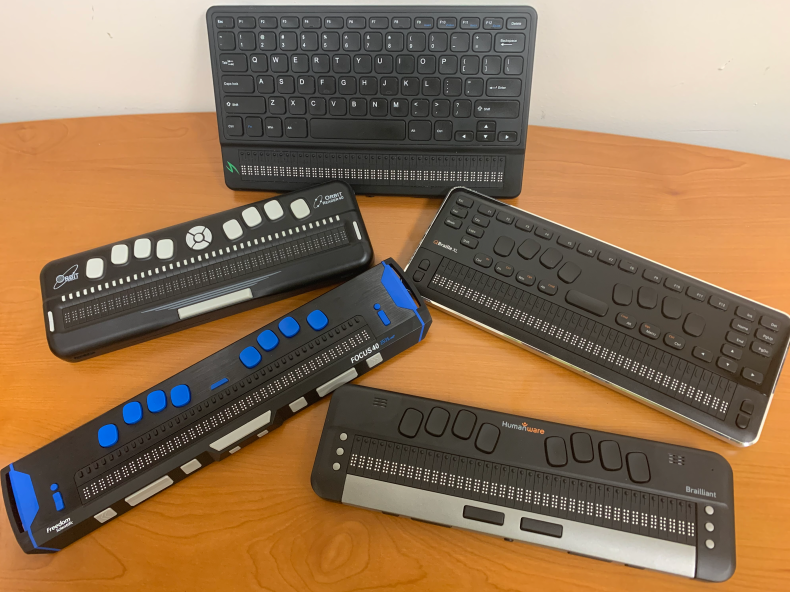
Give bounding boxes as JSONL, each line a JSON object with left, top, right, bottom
{"left": 8, "top": 464, "right": 38, "bottom": 533}
{"left": 379, "top": 262, "right": 426, "bottom": 341}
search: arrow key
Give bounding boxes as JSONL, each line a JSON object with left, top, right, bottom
{"left": 476, "top": 131, "right": 495, "bottom": 142}
{"left": 455, "top": 130, "right": 474, "bottom": 141}
{"left": 498, "top": 131, "right": 518, "bottom": 142}
{"left": 477, "top": 120, "right": 496, "bottom": 131}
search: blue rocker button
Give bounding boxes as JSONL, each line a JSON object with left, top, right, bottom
{"left": 98, "top": 424, "right": 119, "bottom": 448}
{"left": 170, "top": 384, "right": 191, "bottom": 408}
{"left": 378, "top": 310, "right": 391, "bottom": 326}
{"left": 147, "top": 390, "right": 166, "bottom": 413}
{"left": 53, "top": 492, "right": 64, "bottom": 511}
{"left": 122, "top": 401, "right": 143, "bottom": 425}
{"left": 239, "top": 346, "right": 262, "bottom": 368}
{"left": 279, "top": 316, "right": 300, "bottom": 338}
{"left": 257, "top": 329, "right": 279, "bottom": 351}
{"left": 307, "top": 309, "right": 328, "bottom": 331}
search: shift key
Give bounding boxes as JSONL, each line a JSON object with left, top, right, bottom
{"left": 474, "top": 100, "right": 519, "bottom": 118}
{"left": 222, "top": 75, "right": 254, "bottom": 93}
{"left": 224, "top": 97, "right": 266, "bottom": 113}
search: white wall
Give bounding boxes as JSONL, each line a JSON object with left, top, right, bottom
{"left": 1, "top": 0, "right": 788, "bottom": 159}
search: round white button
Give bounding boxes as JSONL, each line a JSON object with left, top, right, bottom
{"left": 705, "top": 506, "right": 714, "bottom": 515}
{"left": 705, "top": 522, "right": 714, "bottom": 532}
{"left": 332, "top": 462, "right": 340, "bottom": 471}
{"left": 336, "top": 448, "right": 344, "bottom": 456}
{"left": 340, "top": 433, "right": 348, "bottom": 441}
{"left": 156, "top": 239, "right": 174, "bottom": 260}
{"left": 223, "top": 219, "right": 244, "bottom": 240}
{"left": 290, "top": 198, "right": 310, "bottom": 220}
{"left": 110, "top": 244, "right": 129, "bottom": 265}
{"left": 263, "top": 199, "right": 284, "bottom": 221}
{"left": 705, "top": 539, "right": 715, "bottom": 550}
{"left": 242, "top": 206, "right": 263, "bottom": 227}
{"left": 187, "top": 225, "right": 212, "bottom": 250}
{"left": 86, "top": 257, "right": 105, "bottom": 279}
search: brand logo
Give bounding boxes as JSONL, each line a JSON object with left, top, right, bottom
{"left": 46, "top": 517, "right": 73, "bottom": 534}
{"left": 686, "top": 486, "right": 717, "bottom": 498}
{"left": 433, "top": 239, "right": 458, "bottom": 254}
{"left": 351, "top": 342, "right": 380, "bottom": 364}
{"left": 53, "top": 264, "right": 79, "bottom": 290}
{"left": 502, "top": 420, "right": 545, "bottom": 435}
{"left": 226, "top": 161, "right": 239, "bottom": 174}
{"left": 314, "top": 191, "right": 345, "bottom": 208}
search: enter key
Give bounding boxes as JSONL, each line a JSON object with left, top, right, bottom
{"left": 486, "top": 78, "right": 522, "bottom": 97}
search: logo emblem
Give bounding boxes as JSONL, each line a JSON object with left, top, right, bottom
{"left": 53, "top": 264, "right": 79, "bottom": 290}
{"left": 313, "top": 190, "right": 345, "bottom": 208}
{"left": 226, "top": 161, "right": 239, "bottom": 174}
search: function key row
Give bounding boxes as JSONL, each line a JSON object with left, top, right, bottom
{"left": 217, "top": 16, "right": 528, "bottom": 31}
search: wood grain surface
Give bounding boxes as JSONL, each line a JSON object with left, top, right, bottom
{"left": 1, "top": 114, "right": 789, "bottom": 591}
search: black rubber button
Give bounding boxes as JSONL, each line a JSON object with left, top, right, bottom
{"left": 735, "top": 306, "right": 757, "bottom": 322}
{"left": 412, "top": 270, "right": 425, "bottom": 282}
{"left": 398, "top": 408, "right": 423, "bottom": 438}
{"left": 463, "top": 505, "right": 504, "bottom": 525}
{"left": 740, "top": 399, "right": 754, "bottom": 415}
{"left": 557, "top": 262, "right": 581, "bottom": 284}
{"left": 425, "top": 407, "right": 450, "bottom": 436}
{"left": 418, "top": 259, "right": 430, "bottom": 270}
{"left": 613, "top": 284, "right": 633, "bottom": 306}
{"left": 637, "top": 286, "right": 657, "bottom": 309}
{"left": 566, "top": 290, "right": 609, "bottom": 317}
{"left": 539, "top": 248, "right": 563, "bottom": 269}
{"left": 742, "top": 368, "right": 763, "bottom": 385}
{"left": 692, "top": 346, "right": 712, "bottom": 362}
{"left": 517, "top": 239, "right": 540, "bottom": 260}
{"left": 626, "top": 452, "right": 651, "bottom": 483}
{"left": 545, "top": 436, "right": 567, "bottom": 467}
{"left": 520, "top": 517, "right": 563, "bottom": 538}
{"left": 570, "top": 432, "right": 593, "bottom": 463}
{"left": 475, "top": 423, "right": 500, "bottom": 453}
{"left": 662, "top": 297, "right": 682, "bottom": 319}
{"left": 599, "top": 440, "right": 622, "bottom": 471}
{"left": 493, "top": 236, "right": 515, "bottom": 257}
{"left": 452, "top": 410, "right": 477, "bottom": 439}
{"left": 683, "top": 313, "right": 706, "bottom": 337}
{"left": 735, "top": 413, "right": 750, "bottom": 429}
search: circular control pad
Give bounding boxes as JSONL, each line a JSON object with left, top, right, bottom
{"left": 186, "top": 225, "right": 212, "bottom": 250}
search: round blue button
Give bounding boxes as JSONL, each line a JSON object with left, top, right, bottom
{"left": 257, "top": 329, "right": 279, "bottom": 352}
{"left": 306, "top": 309, "right": 328, "bottom": 331}
{"left": 239, "top": 346, "right": 262, "bottom": 368}
{"left": 278, "top": 316, "right": 300, "bottom": 338}
{"left": 50, "top": 483, "right": 59, "bottom": 492}
{"left": 98, "top": 424, "right": 119, "bottom": 448}
{"left": 123, "top": 401, "right": 143, "bottom": 425}
{"left": 374, "top": 303, "right": 381, "bottom": 310}
{"left": 170, "top": 384, "right": 191, "bottom": 408}
{"left": 147, "top": 390, "right": 166, "bottom": 413}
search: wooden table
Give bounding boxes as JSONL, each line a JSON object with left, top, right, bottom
{"left": 1, "top": 114, "right": 788, "bottom": 591}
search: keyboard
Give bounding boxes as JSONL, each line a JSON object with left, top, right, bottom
{"left": 206, "top": 5, "right": 537, "bottom": 197}
{"left": 41, "top": 181, "right": 372, "bottom": 361}
{"left": 311, "top": 386, "right": 736, "bottom": 581}
{"left": 4, "top": 260, "right": 431, "bottom": 553}
{"left": 407, "top": 187, "right": 790, "bottom": 446}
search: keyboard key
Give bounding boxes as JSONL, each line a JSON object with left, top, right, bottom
{"left": 444, "top": 217, "right": 462, "bottom": 229}
{"left": 460, "top": 236, "right": 478, "bottom": 249}
{"left": 311, "top": 119, "right": 405, "bottom": 140}
{"left": 663, "top": 332, "right": 685, "bottom": 350}
{"left": 346, "top": 16, "right": 366, "bottom": 29}
{"left": 686, "top": 286, "right": 706, "bottom": 301}
{"left": 466, "top": 225, "right": 484, "bottom": 238}
{"left": 597, "top": 251, "right": 616, "bottom": 265}
{"left": 725, "top": 331, "right": 748, "bottom": 347}
{"left": 238, "top": 32, "right": 256, "bottom": 50}
{"left": 245, "top": 116, "right": 263, "bottom": 136}
{"left": 265, "top": 117, "right": 282, "bottom": 137}
{"left": 369, "top": 17, "right": 388, "bottom": 29}
{"left": 219, "top": 53, "right": 248, "bottom": 72}
{"left": 516, "top": 271, "right": 536, "bottom": 286}
{"left": 760, "top": 315, "right": 781, "bottom": 332}
{"left": 438, "top": 17, "right": 457, "bottom": 29}
{"left": 415, "top": 17, "right": 434, "bottom": 29}
{"left": 471, "top": 215, "right": 490, "bottom": 228}
{"left": 539, "top": 248, "right": 562, "bottom": 269}
{"left": 616, "top": 313, "right": 636, "bottom": 330}
{"left": 515, "top": 218, "right": 533, "bottom": 232}
{"left": 735, "top": 413, "right": 750, "bottom": 429}
{"left": 496, "top": 211, "right": 514, "bottom": 224}
{"left": 751, "top": 341, "right": 773, "bottom": 357}
{"left": 217, "top": 31, "right": 236, "bottom": 51}
{"left": 456, "top": 195, "right": 473, "bottom": 207}
{"left": 408, "top": 120, "right": 432, "bottom": 140}
{"left": 215, "top": 16, "right": 234, "bottom": 28}
{"left": 556, "top": 235, "right": 575, "bottom": 249}
{"left": 692, "top": 346, "right": 712, "bottom": 362}
{"left": 225, "top": 116, "right": 243, "bottom": 136}
{"left": 730, "top": 318, "right": 751, "bottom": 334}
{"left": 535, "top": 226, "right": 553, "bottom": 240}
{"left": 482, "top": 55, "right": 501, "bottom": 73}
{"left": 493, "top": 236, "right": 515, "bottom": 257}
{"left": 474, "top": 100, "right": 519, "bottom": 118}
{"left": 498, "top": 131, "right": 518, "bottom": 142}
{"left": 259, "top": 17, "right": 277, "bottom": 28}
{"left": 495, "top": 32, "right": 526, "bottom": 52}
{"left": 538, "top": 280, "right": 558, "bottom": 296}
{"left": 618, "top": 260, "right": 637, "bottom": 274}
{"left": 392, "top": 17, "right": 411, "bottom": 29}
{"left": 517, "top": 239, "right": 540, "bottom": 259}
{"left": 721, "top": 343, "right": 742, "bottom": 360}
{"left": 474, "top": 253, "right": 492, "bottom": 268}
{"left": 557, "top": 262, "right": 581, "bottom": 284}
{"left": 477, "top": 204, "right": 495, "bottom": 217}
{"left": 504, "top": 56, "right": 523, "bottom": 74}
{"left": 664, "top": 277, "right": 683, "bottom": 292}
{"left": 279, "top": 31, "right": 298, "bottom": 51}
{"left": 280, "top": 16, "right": 299, "bottom": 28}
{"left": 642, "top": 269, "right": 662, "bottom": 283}
{"left": 565, "top": 290, "right": 608, "bottom": 317}
{"left": 507, "top": 17, "right": 528, "bottom": 29}
{"left": 474, "top": 33, "right": 493, "bottom": 53}
{"left": 639, "top": 323, "right": 660, "bottom": 339}
{"left": 756, "top": 327, "right": 776, "bottom": 345}
{"left": 455, "top": 131, "right": 473, "bottom": 141}
{"left": 285, "top": 118, "right": 307, "bottom": 137}
{"left": 485, "top": 78, "right": 522, "bottom": 97}
{"left": 483, "top": 17, "right": 504, "bottom": 30}
{"left": 637, "top": 286, "right": 657, "bottom": 309}
{"left": 434, "top": 120, "right": 452, "bottom": 140}
{"left": 709, "top": 295, "right": 729, "bottom": 311}
{"left": 742, "top": 368, "right": 763, "bottom": 385}
{"left": 717, "top": 356, "right": 738, "bottom": 373}
{"left": 302, "top": 16, "right": 321, "bottom": 28}
{"left": 662, "top": 297, "right": 682, "bottom": 320}
{"left": 683, "top": 313, "right": 706, "bottom": 337}
{"left": 735, "top": 306, "right": 757, "bottom": 322}
{"left": 612, "top": 284, "right": 633, "bottom": 306}
{"left": 225, "top": 96, "right": 266, "bottom": 114}
{"left": 222, "top": 75, "right": 253, "bottom": 93}
{"left": 495, "top": 262, "right": 514, "bottom": 277}
{"left": 577, "top": 244, "right": 596, "bottom": 257}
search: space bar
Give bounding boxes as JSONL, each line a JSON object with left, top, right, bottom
{"left": 311, "top": 119, "right": 406, "bottom": 141}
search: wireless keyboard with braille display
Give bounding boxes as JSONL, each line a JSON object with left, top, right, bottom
{"left": 206, "top": 6, "right": 537, "bottom": 196}
{"left": 311, "top": 386, "right": 735, "bottom": 581}
{"left": 41, "top": 181, "right": 372, "bottom": 361}
{"left": 407, "top": 187, "right": 790, "bottom": 446}
{"left": 4, "top": 260, "right": 431, "bottom": 553}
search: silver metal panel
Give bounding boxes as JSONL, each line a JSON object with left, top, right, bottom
{"left": 125, "top": 475, "right": 174, "bottom": 507}
{"left": 209, "top": 410, "right": 271, "bottom": 451}
{"left": 316, "top": 367, "right": 358, "bottom": 398}
{"left": 341, "top": 475, "right": 696, "bottom": 579}
{"left": 177, "top": 287, "right": 253, "bottom": 320}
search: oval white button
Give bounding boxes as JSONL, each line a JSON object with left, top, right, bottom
{"left": 133, "top": 238, "right": 152, "bottom": 259}
{"left": 290, "top": 198, "right": 310, "bottom": 219}
{"left": 86, "top": 257, "right": 104, "bottom": 279}
{"left": 242, "top": 207, "right": 263, "bottom": 227}
{"left": 223, "top": 219, "right": 243, "bottom": 240}
{"left": 156, "top": 239, "right": 174, "bottom": 260}
{"left": 263, "top": 199, "right": 284, "bottom": 220}
{"left": 110, "top": 244, "right": 129, "bottom": 265}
